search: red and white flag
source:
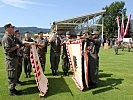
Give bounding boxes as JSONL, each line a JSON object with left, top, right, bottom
{"left": 66, "top": 39, "right": 84, "bottom": 91}
{"left": 124, "top": 14, "right": 131, "bottom": 36}
{"left": 30, "top": 45, "right": 48, "bottom": 97}
{"left": 121, "top": 15, "right": 125, "bottom": 37}
{"left": 117, "top": 16, "right": 122, "bottom": 42}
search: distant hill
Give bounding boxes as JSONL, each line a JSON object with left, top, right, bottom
{"left": 0, "top": 27, "right": 50, "bottom": 35}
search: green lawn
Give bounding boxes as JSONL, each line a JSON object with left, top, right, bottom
{"left": 0, "top": 46, "right": 133, "bottom": 100}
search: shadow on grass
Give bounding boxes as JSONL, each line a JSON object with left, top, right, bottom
{"left": 99, "top": 73, "right": 113, "bottom": 78}
{"left": 21, "top": 86, "right": 38, "bottom": 95}
{"left": 92, "top": 78, "right": 124, "bottom": 95}
{"left": 45, "top": 76, "right": 73, "bottom": 98}
{"left": 45, "top": 71, "right": 73, "bottom": 76}
{"left": 23, "top": 79, "right": 36, "bottom": 85}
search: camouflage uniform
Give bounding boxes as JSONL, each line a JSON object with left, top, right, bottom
{"left": 2, "top": 33, "right": 18, "bottom": 94}
{"left": 14, "top": 36, "right": 23, "bottom": 83}
{"left": 61, "top": 38, "right": 70, "bottom": 76}
{"left": 50, "top": 36, "right": 61, "bottom": 76}
{"left": 114, "top": 39, "right": 119, "bottom": 54}
{"left": 87, "top": 32, "right": 101, "bottom": 87}
{"left": 36, "top": 37, "right": 48, "bottom": 72}
{"left": 23, "top": 38, "right": 34, "bottom": 78}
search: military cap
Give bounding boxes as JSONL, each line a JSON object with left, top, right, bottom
{"left": 66, "top": 31, "right": 70, "bottom": 35}
{"left": 15, "top": 30, "right": 19, "bottom": 33}
{"left": 91, "top": 31, "right": 99, "bottom": 35}
{"left": 15, "top": 30, "right": 20, "bottom": 34}
{"left": 38, "top": 31, "right": 43, "bottom": 35}
{"left": 4, "top": 23, "right": 15, "bottom": 30}
{"left": 77, "top": 31, "right": 82, "bottom": 36}
{"left": 83, "top": 30, "right": 88, "bottom": 34}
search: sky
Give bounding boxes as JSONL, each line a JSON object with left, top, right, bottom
{"left": 0, "top": 0, "right": 133, "bottom": 28}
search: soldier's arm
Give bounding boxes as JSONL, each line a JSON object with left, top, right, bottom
{"left": 36, "top": 43, "right": 45, "bottom": 47}
{"left": 8, "top": 44, "right": 20, "bottom": 52}
{"left": 4, "top": 37, "right": 19, "bottom": 53}
{"left": 22, "top": 41, "right": 35, "bottom": 46}
{"left": 49, "top": 34, "right": 56, "bottom": 42}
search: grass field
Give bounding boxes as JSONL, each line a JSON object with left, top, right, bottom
{"left": 0, "top": 46, "right": 133, "bottom": 100}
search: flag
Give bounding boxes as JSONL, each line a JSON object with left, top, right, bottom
{"left": 117, "top": 16, "right": 122, "bottom": 42}
{"left": 121, "top": 14, "right": 125, "bottom": 37}
{"left": 66, "top": 39, "right": 84, "bottom": 91}
{"left": 30, "top": 45, "right": 48, "bottom": 97}
{"left": 124, "top": 14, "right": 131, "bottom": 36}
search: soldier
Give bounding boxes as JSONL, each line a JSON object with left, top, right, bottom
{"left": 2, "top": 24, "right": 20, "bottom": 96}
{"left": 14, "top": 30, "right": 23, "bottom": 85}
{"left": 36, "top": 31, "right": 48, "bottom": 72}
{"left": 114, "top": 38, "right": 119, "bottom": 54}
{"left": 77, "top": 31, "right": 82, "bottom": 39}
{"left": 49, "top": 31, "right": 61, "bottom": 76}
{"left": 23, "top": 32, "right": 34, "bottom": 78}
{"left": 127, "top": 39, "right": 132, "bottom": 52}
{"left": 61, "top": 31, "right": 71, "bottom": 76}
{"left": 87, "top": 31, "right": 101, "bottom": 89}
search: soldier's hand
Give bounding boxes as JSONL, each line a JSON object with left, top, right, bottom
{"left": 16, "top": 44, "right": 20, "bottom": 48}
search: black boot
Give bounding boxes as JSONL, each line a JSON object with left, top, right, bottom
{"left": 10, "top": 89, "right": 17, "bottom": 96}
{"left": 63, "top": 71, "right": 66, "bottom": 76}
{"left": 52, "top": 70, "right": 55, "bottom": 76}
{"left": 55, "top": 70, "right": 58, "bottom": 76}
{"left": 66, "top": 71, "right": 69, "bottom": 76}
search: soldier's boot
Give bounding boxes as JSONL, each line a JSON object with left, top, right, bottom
{"left": 66, "top": 71, "right": 69, "bottom": 76}
{"left": 25, "top": 74, "right": 28, "bottom": 78}
{"left": 27, "top": 73, "right": 31, "bottom": 78}
{"left": 52, "top": 70, "right": 55, "bottom": 76}
{"left": 63, "top": 71, "right": 66, "bottom": 76}
{"left": 55, "top": 70, "right": 58, "bottom": 76}
{"left": 9, "top": 89, "right": 17, "bottom": 96}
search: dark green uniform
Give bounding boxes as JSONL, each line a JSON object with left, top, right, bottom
{"left": 36, "top": 37, "right": 48, "bottom": 72}
{"left": 127, "top": 40, "right": 132, "bottom": 52}
{"left": 14, "top": 36, "right": 23, "bottom": 83}
{"left": 23, "top": 38, "right": 34, "bottom": 78}
{"left": 88, "top": 37, "right": 101, "bottom": 87}
{"left": 114, "top": 39, "right": 119, "bottom": 54}
{"left": 50, "top": 36, "right": 61, "bottom": 76}
{"left": 62, "top": 39, "right": 70, "bottom": 76}
{"left": 2, "top": 34, "right": 18, "bottom": 93}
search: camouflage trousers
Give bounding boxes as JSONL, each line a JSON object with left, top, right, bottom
{"left": 16, "top": 57, "right": 22, "bottom": 81}
{"left": 62, "top": 54, "right": 70, "bottom": 72}
{"left": 6, "top": 58, "right": 18, "bottom": 90}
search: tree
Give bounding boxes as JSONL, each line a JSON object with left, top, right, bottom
{"left": 98, "top": 1, "right": 127, "bottom": 38}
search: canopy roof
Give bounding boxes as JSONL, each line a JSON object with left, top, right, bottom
{"left": 51, "top": 10, "right": 106, "bottom": 34}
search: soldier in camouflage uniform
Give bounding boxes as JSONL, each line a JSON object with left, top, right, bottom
{"left": 2, "top": 24, "right": 20, "bottom": 96}
{"left": 114, "top": 38, "right": 119, "bottom": 55}
{"left": 127, "top": 39, "right": 132, "bottom": 52}
{"left": 23, "top": 32, "right": 34, "bottom": 78}
{"left": 49, "top": 31, "right": 61, "bottom": 76}
{"left": 87, "top": 31, "right": 101, "bottom": 89}
{"left": 36, "top": 32, "right": 48, "bottom": 72}
{"left": 14, "top": 30, "right": 23, "bottom": 85}
{"left": 61, "top": 31, "right": 71, "bottom": 76}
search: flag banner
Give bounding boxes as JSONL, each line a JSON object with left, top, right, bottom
{"left": 83, "top": 42, "right": 89, "bottom": 87}
{"left": 121, "top": 14, "right": 125, "bottom": 37}
{"left": 124, "top": 14, "right": 131, "bottom": 36}
{"left": 117, "top": 16, "right": 122, "bottom": 42}
{"left": 30, "top": 45, "right": 48, "bottom": 97}
{"left": 66, "top": 39, "right": 84, "bottom": 90}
